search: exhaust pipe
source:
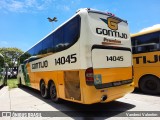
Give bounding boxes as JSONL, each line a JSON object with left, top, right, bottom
{"left": 101, "top": 95, "right": 107, "bottom": 102}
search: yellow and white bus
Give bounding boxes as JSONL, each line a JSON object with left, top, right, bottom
{"left": 131, "top": 28, "right": 160, "bottom": 94}
{"left": 18, "top": 8, "right": 134, "bottom": 104}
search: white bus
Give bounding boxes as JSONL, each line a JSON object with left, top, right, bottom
{"left": 18, "top": 8, "right": 134, "bottom": 104}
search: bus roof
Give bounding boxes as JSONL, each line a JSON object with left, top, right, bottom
{"left": 131, "top": 27, "right": 160, "bottom": 37}
{"left": 77, "top": 8, "right": 127, "bottom": 23}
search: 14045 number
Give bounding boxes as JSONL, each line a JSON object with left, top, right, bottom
{"left": 55, "top": 53, "right": 77, "bottom": 65}
{"left": 106, "top": 56, "right": 123, "bottom": 61}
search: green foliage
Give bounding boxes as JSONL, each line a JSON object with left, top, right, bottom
{"left": 7, "top": 79, "right": 18, "bottom": 89}
{"left": 0, "top": 47, "right": 24, "bottom": 67}
{"left": 0, "top": 53, "right": 4, "bottom": 68}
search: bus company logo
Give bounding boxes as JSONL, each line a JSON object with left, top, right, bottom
{"left": 100, "top": 17, "right": 122, "bottom": 30}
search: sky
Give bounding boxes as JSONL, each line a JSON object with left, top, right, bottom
{"left": 0, "top": 0, "right": 160, "bottom": 52}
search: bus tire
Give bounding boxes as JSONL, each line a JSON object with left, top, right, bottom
{"left": 139, "top": 75, "right": 160, "bottom": 94}
{"left": 40, "top": 81, "right": 48, "bottom": 98}
{"left": 50, "top": 81, "right": 59, "bottom": 103}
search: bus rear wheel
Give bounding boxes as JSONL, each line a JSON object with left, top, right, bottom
{"left": 140, "top": 76, "right": 160, "bottom": 94}
{"left": 50, "top": 82, "right": 59, "bottom": 103}
{"left": 40, "top": 81, "right": 48, "bottom": 98}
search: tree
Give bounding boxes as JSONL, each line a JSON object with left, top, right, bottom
{"left": 0, "top": 47, "right": 24, "bottom": 68}
{"left": 0, "top": 53, "right": 4, "bottom": 67}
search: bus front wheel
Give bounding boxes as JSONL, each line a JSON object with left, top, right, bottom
{"left": 50, "top": 81, "right": 59, "bottom": 103}
{"left": 140, "top": 76, "right": 160, "bottom": 94}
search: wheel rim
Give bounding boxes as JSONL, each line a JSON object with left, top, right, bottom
{"left": 50, "top": 84, "right": 57, "bottom": 99}
{"left": 146, "top": 80, "right": 157, "bottom": 90}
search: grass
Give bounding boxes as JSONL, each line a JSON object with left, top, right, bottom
{"left": 7, "top": 78, "right": 18, "bottom": 89}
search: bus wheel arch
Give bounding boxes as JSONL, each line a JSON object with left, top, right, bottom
{"left": 48, "top": 80, "right": 59, "bottom": 103}
{"left": 40, "top": 79, "right": 48, "bottom": 98}
{"left": 139, "top": 74, "right": 160, "bottom": 94}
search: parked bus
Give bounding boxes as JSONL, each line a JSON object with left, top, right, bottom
{"left": 18, "top": 8, "right": 134, "bottom": 104}
{"left": 131, "top": 28, "right": 160, "bottom": 94}
{"left": 0, "top": 53, "right": 4, "bottom": 86}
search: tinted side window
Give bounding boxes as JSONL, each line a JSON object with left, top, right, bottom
{"left": 28, "top": 49, "right": 34, "bottom": 56}
{"left": 131, "top": 37, "right": 138, "bottom": 54}
{"left": 34, "top": 42, "right": 42, "bottom": 55}
{"left": 54, "top": 28, "right": 64, "bottom": 52}
{"left": 20, "top": 15, "right": 81, "bottom": 63}
{"left": 42, "top": 35, "right": 54, "bottom": 54}
{"left": 63, "top": 15, "right": 81, "bottom": 49}
{"left": 54, "top": 15, "right": 81, "bottom": 52}
{"left": 20, "top": 51, "right": 31, "bottom": 64}
{"left": 132, "top": 31, "right": 160, "bottom": 54}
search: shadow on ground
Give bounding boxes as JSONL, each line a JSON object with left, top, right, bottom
{"left": 0, "top": 85, "right": 4, "bottom": 90}
{"left": 19, "top": 85, "right": 135, "bottom": 119}
{"left": 132, "top": 88, "right": 160, "bottom": 97}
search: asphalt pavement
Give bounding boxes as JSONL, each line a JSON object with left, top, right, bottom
{"left": 0, "top": 86, "right": 160, "bottom": 120}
